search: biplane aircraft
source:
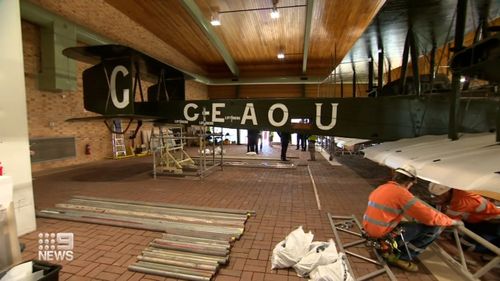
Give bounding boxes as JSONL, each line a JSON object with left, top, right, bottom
{"left": 63, "top": 43, "right": 498, "bottom": 141}
{"left": 62, "top": 0, "right": 500, "bottom": 199}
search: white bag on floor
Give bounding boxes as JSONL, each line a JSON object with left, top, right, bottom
{"left": 309, "top": 253, "right": 354, "bottom": 281}
{"left": 271, "top": 226, "right": 314, "bottom": 269}
{"left": 293, "top": 239, "right": 339, "bottom": 277}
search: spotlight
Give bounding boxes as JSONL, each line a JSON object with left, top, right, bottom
{"left": 271, "top": 7, "right": 280, "bottom": 19}
{"left": 210, "top": 13, "right": 221, "bottom": 26}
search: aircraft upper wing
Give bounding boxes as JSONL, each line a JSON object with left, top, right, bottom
{"left": 63, "top": 44, "right": 194, "bottom": 82}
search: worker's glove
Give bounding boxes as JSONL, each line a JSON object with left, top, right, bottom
{"left": 451, "top": 220, "right": 464, "bottom": 228}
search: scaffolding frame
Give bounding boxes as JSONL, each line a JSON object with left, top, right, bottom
{"left": 328, "top": 213, "right": 500, "bottom": 281}
{"left": 150, "top": 124, "right": 194, "bottom": 176}
{"left": 150, "top": 124, "right": 224, "bottom": 179}
{"left": 327, "top": 213, "right": 397, "bottom": 281}
{"left": 195, "top": 130, "right": 224, "bottom": 179}
{"left": 428, "top": 225, "right": 500, "bottom": 281}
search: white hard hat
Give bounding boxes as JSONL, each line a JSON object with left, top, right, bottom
{"left": 395, "top": 164, "right": 417, "bottom": 179}
{"left": 428, "top": 182, "right": 451, "bottom": 196}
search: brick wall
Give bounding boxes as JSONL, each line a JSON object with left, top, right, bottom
{"left": 23, "top": 20, "right": 113, "bottom": 172}
{"left": 23, "top": 20, "right": 209, "bottom": 173}
{"left": 185, "top": 80, "right": 208, "bottom": 100}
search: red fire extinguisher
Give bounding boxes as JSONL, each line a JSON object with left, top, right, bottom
{"left": 85, "top": 144, "right": 91, "bottom": 155}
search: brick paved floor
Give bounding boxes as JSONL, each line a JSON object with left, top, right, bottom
{"left": 19, "top": 144, "right": 439, "bottom": 281}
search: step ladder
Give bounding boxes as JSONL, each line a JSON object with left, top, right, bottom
{"left": 112, "top": 120, "right": 134, "bottom": 159}
{"left": 112, "top": 134, "right": 127, "bottom": 158}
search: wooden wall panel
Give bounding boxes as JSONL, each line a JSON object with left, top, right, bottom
{"left": 310, "top": 84, "right": 370, "bottom": 98}
{"left": 209, "top": 84, "right": 371, "bottom": 99}
{"left": 240, "top": 84, "right": 302, "bottom": 99}
{"left": 208, "top": 85, "right": 237, "bottom": 99}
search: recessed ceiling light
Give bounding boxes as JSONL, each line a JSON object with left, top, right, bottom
{"left": 210, "top": 13, "right": 221, "bottom": 26}
{"left": 271, "top": 7, "right": 280, "bottom": 19}
{"left": 277, "top": 52, "right": 285, "bottom": 59}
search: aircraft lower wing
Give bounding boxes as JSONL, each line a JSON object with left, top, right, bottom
{"left": 132, "top": 96, "right": 498, "bottom": 141}
{"left": 363, "top": 133, "right": 500, "bottom": 200}
{"left": 66, "top": 115, "right": 158, "bottom": 122}
{"left": 61, "top": 44, "right": 499, "bottom": 141}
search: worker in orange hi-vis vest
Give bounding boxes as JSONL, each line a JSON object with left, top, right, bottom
{"left": 363, "top": 164, "right": 461, "bottom": 272}
{"left": 429, "top": 183, "right": 500, "bottom": 253}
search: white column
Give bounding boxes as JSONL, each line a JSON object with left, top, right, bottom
{"left": 0, "top": 0, "right": 36, "bottom": 235}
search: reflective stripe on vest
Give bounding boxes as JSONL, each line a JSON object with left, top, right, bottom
{"left": 368, "top": 201, "right": 402, "bottom": 215}
{"left": 367, "top": 197, "right": 417, "bottom": 215}
{"left": 475, "top": 198, "right": 488, "bottom": 212}
{"left": 447, "top": 209, "right": 469, "bottom": 220}
{"left": 363, "top": 214, "right": 399, "bottom": 228}
{"left": 402, "top": 197, "right": 418, "bottom": 212}
{"left": 447, "top": 198, "right": 488, "bottom": 220}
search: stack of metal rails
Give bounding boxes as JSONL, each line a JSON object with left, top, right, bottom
{"left": 37, "top": 196, "right": 255, "bottom": 280}
{"left": 130, "top": 233, "right": 231, "bottom": 280}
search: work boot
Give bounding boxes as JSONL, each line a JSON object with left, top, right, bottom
{"left": 388, "top": 259, "right": 419, "bottom": 272}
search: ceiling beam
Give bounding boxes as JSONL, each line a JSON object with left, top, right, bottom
{"left": 302, "top": 0, "right": 315, "bottom": 74}
{"left": 179, "top": 0, "right": 239, "bottom": 77}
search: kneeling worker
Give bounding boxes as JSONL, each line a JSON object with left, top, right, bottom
{"left": 428, "top": 183, "right": 500, "bottom": 253}
{"left": 363, "top": 164, "right": 461, "bottom": 271}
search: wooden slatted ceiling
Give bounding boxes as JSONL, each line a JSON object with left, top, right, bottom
{"left": 105, "top": 0, "right": 224, "bottom": 68}
{"left": 105, "top": 0, "right": 385, "bottom": 79}
{"left": 308, "top": 0, "right": 386, "bottom": 76}
{"left": 196, "top": 0, "right": 306, "bottom": 63}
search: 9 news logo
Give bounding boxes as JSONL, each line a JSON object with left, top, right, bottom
{"left": 37, "top": 232, "right": 74, "bottom": 261}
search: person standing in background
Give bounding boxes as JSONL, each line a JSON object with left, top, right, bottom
{"left": 296, "top": 133, "right": 303, "bottom": 150}
{"left": 277, "top": 131, "right": 291, "bottom": 161}
{"left": 307, "top": 135, "right": 317, "bottom": 161}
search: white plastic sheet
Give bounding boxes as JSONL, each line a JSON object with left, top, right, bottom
{"left": 293, "top": 239, "right": 339, "bottom": 277}
{"left": 271, "top": 226, "right": 314, "bottom": 269}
